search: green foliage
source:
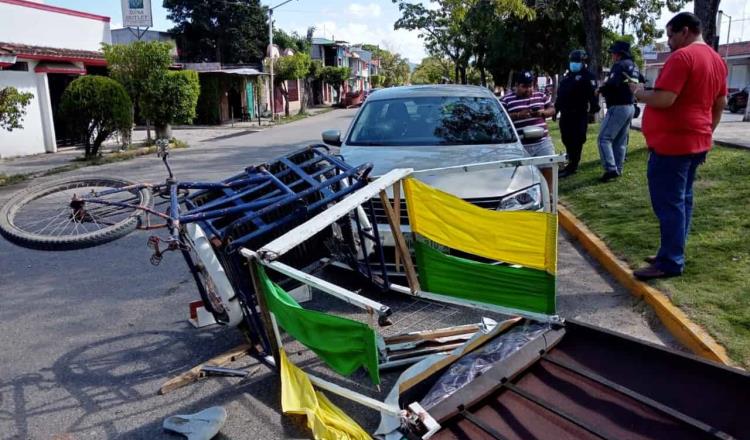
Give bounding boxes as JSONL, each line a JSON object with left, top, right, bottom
{"left": 195, "top": 74, "right": 244, "bottom": 124}
{"left": 143, "top": 70, "right": 200, "bottom": 127}
{"left": 602, "top": 31, "right": 644, "bottom": 68}
{"left": 410, "top": 56, "right": 454, "bottom": 84}
{"left": 273, "top": 28, "right": 310, "bottom": 53}
{"left": 0, "top": 87, "right": 33, "bottom": 131}
{"left": 370, "top": 74, "right": 385, "bottom": 88}
{"left": 164, "top": 0, "right": 268, "bottom": 63}
{"left": 486, "top": 0, "right": 584, "bottom": 85}
{"left": 394, "top": 0, "right": 534, "bottom": 84}
{"left": 59, "top": 76, "right": 132, "bottom": 158}
{"left": 378, "top": 49, "right": 411, "bottom": 87}
{"left": 308, "top": 59, "right": 324, "bottom": 80}
{"left": 274, "top": 52, "right": 312, "bottom": 84}
{"left": 102, "top": 41, "right": 173, "bottom": 116}
{"left": 321, "top": 66, "right": 351, "bottom": 104}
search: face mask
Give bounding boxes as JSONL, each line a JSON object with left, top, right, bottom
{"left": 569, "top": 62, "right": 583, "bottom": 73}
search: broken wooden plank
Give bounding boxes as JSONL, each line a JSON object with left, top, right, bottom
{"left": 379, "top": 189, "right": 421, "bottom": 293}
{"left": 159, "top": 343, "right": 253, "bottom": 395}
{"left": 392, "top": 182, "right": 402, "bottom": 272}
{"left": 384, "top": 323, "right": 482, "bottom": 345}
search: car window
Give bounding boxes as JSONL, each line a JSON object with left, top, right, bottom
{"left": 347, "top": 96, "right": 517, "bottom": 146}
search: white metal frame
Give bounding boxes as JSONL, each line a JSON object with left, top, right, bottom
{"left": 237, "top": 155, "right": 566, "bottom": 437}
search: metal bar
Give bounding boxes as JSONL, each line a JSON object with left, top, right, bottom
{"left": 503, "top": 382, "right": 614, "bottom": 440}
{"left": 540, "top": 356, "right": 735, "bottom": 440}
{"left": 458, "top": 408, "right": 509, "bottom": 440}
{"left": 180, "top": 194, "right": 286, "bottom": 223}
{"left": 259, "top": 168, "right": 413, "bottom": 260}
{"left": 389, "top": 283, "right": 559, "bottom": 323}
{"left": 412, "top": 154, "right": 567, "bottom": 177}
{"left": 551, "top": 163, "right": 559, "bottom": 214}
{"left": 260, "top": 259, "right": 391, "bottom": 320}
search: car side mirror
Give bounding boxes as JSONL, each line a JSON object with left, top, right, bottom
{"left": 321, "top": 129, "right": 342, "bottom": 147}
{"left": 519, "top": 126, "right": 545, "bottom": 142}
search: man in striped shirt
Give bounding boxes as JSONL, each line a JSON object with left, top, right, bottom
{"left": 500, "top": 71, "right": 556, "bottom": 186}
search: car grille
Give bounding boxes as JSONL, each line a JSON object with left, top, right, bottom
{"left": 369, "top": 196, "right": 501, "bottom": 226}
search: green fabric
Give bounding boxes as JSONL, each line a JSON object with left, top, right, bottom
{"left": 256, "top": 264, "right": 380, "bottom": 385}
{"left": 415, "top": 240, "right": 556, "bottom": 315}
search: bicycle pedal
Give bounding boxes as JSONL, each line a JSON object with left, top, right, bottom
{"left": 147, "top": 236, "right": 160, "bottom": 250}
{"left": 150, "top": 253, "right": 163, "bottom": 266}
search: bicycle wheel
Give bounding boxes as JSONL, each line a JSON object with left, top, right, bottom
{"left": 0, "top": 176, "right": 152, "bottom": 250}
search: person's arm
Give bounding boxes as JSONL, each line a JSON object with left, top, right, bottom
{"left": 630, "top": 85, "right": 677, "bottom": 108}
{"left": 712, "top": 95, "right": 727, "bottom": 131}
{"left": 587, "top": 75, "right": 601, "bottom": 113}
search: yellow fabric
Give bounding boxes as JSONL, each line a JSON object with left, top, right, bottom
{"left": 280, "top": 351, "right": 371, "bottom": 440}
{"left": 404, "top": 178, "right": 557, "bottom": 274}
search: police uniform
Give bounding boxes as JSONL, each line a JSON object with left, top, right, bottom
{"left": 555, "top": 68, "right": 599, "bottom": 174}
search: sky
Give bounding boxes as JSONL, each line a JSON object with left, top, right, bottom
{"left": 41, "top": 0, "right": 750, "bottom": 63}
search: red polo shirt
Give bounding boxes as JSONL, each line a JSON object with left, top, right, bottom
{"left": 642, "top": 43, "right": 727, "bottom": 155}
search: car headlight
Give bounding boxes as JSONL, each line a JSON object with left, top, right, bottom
{"left": 498, "top": 184, "right": 542, "bottom": 211}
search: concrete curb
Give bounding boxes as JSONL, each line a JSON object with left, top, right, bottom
{"left": 557, "top": 204, "right": 731, "bottom": 365}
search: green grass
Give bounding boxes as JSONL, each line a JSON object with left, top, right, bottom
{"left": 548, "top": 122, "right": 750, "bottom": 367}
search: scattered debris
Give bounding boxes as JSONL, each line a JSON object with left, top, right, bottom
{"left": 163, "top": 406, "right": 227, "bottom": 440}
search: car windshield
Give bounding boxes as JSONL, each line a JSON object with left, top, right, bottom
{"left": 347, "top": 96, "right": 517, "bottom": 146}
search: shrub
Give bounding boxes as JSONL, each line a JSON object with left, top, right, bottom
{"left": 60, "top": 76, "right": 132, "bottom": 158}
{"left": 143, "top": 70, "right": 200, "bottom": 129}
{"left": 0, "top": 87, "right": 34, "bottom": 131}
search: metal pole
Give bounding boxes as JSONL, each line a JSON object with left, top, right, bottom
{"left": 268, "top": 9, "right": 274, "bottom": 121}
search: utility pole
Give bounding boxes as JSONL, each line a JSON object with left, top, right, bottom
{"left": 267, "top": 0, "right": 297, "bottom": 121}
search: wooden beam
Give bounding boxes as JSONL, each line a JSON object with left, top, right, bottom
{"left": 379, "top": 190, "right": 420, "bottom": 293}
{"left": 159, "top": 344, "right": 253, "bottom": 395}
{"left": 392, "top": 182, "right": 402, "bottom": 272}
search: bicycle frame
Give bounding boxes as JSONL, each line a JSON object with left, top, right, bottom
{"left": 75, "top": 146, "right": 373, "bottom": 247}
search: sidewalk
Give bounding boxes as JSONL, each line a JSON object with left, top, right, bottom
{"left": 0, "top": 107, "right": 332, "bottom": 179}
{"left": 631, "top": 107, "right": 750, "bottom": 149}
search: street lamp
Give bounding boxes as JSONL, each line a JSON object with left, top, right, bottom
{"left": 718, "top": 10, "right": 732, "bottom": 65}
{"left": 267, "top": 0, "right": 297, "bottom": 120}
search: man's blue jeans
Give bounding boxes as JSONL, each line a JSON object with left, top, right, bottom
{"left": 598, "top": 104, "right": 635, "bottom": 174}
{"left": 647, "top": 150, "right": 707, "bottom": 274}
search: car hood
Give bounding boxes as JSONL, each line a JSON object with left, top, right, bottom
{"left": 342, "top": 144, "right": 540, "bottom": 199}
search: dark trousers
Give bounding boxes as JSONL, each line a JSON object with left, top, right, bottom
{"left": 647, "top": 150, "right": 707, "bottom": 274}
{"left": 559, "top": 113, "right": 588, "bottom": 171}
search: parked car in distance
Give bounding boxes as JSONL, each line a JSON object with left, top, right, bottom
{"left": 321, "top": 84, "right": 550, "bottom": 247}
{"left": 728, "top": 85, "right": 748, "bottom": 113}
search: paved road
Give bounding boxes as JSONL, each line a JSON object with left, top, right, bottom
{"left": 0, "top": 109, "right": 679, "bottom": 439}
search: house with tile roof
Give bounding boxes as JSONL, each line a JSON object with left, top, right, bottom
{"left": 0, "top": 0, "right": 111, "bottom": 157}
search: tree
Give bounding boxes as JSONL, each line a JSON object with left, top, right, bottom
{"left": 164, "top": 0, "right": 268, "bottom": 63}
{"left": 0, "top": 87, "right": 33, "bottom": 132}
{"left": 694, "top": 0, "right": 721, "bottom": 49}
{"left": 273, "top": 52, "right": 311, "bottom": 116}
{"left": 364, "top": 45, "right": 411, "bottom": 87}
{"left": 102, "top": 41, "right": 173, "bottom": 141}
{"left": 60, "top": 76, "right": 132, "bottom": 158}
{"left": 370, "top": 74, "right": 385, "bottom": 87}
{"left": 142, "top": 70, "right": 200, "bottom": 138}
{"left": 321, "top": 66, "right": 351, "bottom": 104}
{"left": 393, "top": 0, "right": 533, "bottom": 84}
{"left": 411, "top": 56, "right": 455, "bottom": 84}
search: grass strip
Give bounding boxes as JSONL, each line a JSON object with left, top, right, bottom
{"left": 548, "top": 121, "right": 750, "bottom": 367}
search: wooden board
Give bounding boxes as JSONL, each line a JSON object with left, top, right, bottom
{"left": 159, "top": 343, "right": 253, "bottom": 395}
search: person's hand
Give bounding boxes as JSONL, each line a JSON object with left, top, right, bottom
{"left": 513, "top": 109, "right": 531, "bottom": 119}
{"left": 629, "top": 81, "right": 644, "bottom": 96}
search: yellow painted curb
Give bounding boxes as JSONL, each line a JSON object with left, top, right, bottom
{"left": 558, "top": 204, "right": 731, "bottom": 365}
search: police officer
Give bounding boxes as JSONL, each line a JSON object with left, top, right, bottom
{"left": 555, "top": 49, "right": 600, "bottom": 177}
{"left": 597, "top": 41, "right": 639, "bottom": 182}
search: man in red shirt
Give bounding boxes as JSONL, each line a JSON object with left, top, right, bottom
{"left": 629, "top": 12, "right": 727, "bottom": 280}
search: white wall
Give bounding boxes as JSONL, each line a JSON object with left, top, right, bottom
{"left": 0, "top": 2, "right": 111, "bottom": 51}
{"left": 0, "top": 69, "right": 47, "bottom": 158}
{"left": 728, "top": 63, "right": 749, "bottom": 90}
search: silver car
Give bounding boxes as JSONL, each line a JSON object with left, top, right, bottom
{"left": 321, "top": 85, "right": 549, "bottom": 244}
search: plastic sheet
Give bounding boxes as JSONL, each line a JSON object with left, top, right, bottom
{"left": 420, "top": 322, "right": 549, "bottom": 410}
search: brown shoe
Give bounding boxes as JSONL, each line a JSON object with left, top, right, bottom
{"left": 633, "top": 264, "right": 681, "bottom": 281}
{"left": 644, "top": 255, "right": 657, "bottom": 264}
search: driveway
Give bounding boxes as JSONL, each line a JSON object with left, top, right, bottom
{"left": 0, "top": 109, "right": 679, "bottom": 439}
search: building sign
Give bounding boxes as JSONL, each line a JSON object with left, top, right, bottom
{"left": 121, "top": 0, "right": 153, "bottom": 28}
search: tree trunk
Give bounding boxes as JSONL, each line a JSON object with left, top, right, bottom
{"left": 580, "top": 0, "right": 603, "bottom": 77}
{"left": 155, "top": 124, "right": 172, "bottom": 140}
{"left": 460, "top": 67, "right": 467, "bottom": 85}
{"left": 694, "top": 0, "right": 721, "bottom": 50}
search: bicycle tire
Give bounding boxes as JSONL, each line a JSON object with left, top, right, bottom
{"left": 0, "top": 176, "right": 152, "bottom": 250}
